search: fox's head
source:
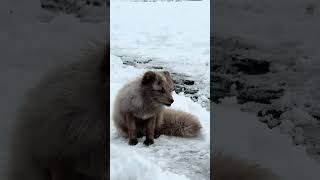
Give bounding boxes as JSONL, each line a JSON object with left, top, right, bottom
{"left": 141, "top": 70, "right": 174, "bottom": 106}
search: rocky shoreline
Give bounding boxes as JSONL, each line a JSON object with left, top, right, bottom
{"left": 115, "top": 54, "right": 210, "bottom": 110}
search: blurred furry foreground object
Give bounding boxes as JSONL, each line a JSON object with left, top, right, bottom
{"left": 8, "top": 43, "right": 108, "bottom": 180}
{"left": 212, "top": 152, "right": 279, "bottom": 180}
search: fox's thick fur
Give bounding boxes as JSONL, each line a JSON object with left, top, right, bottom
{"left": 8, "top": 44, "right": 108, "bottom": 180}
{"left": 112, "top": 70, "right": 202, "bottom": 145}
{"left": 8, "top": 43, "right": 278, "bottom": 180}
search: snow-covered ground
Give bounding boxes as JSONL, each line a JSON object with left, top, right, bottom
{"left": 110, "top": 0, "right": 210, "bottom": 179}
{"left": 110, "top": 56, "right": 210, "bottom": 180}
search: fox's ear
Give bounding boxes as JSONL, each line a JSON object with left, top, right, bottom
{"left": 162, "top": 71, "right": 170, "bottom": 77}
{"left": 162, "top": 71, "right": 172, "bottom": 80}
{"left": 142, "top": 71, "right": 156, "bottom": 85}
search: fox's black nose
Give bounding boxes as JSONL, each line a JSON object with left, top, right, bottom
{"left": 170, "top": 99, "right": 174, "bottom": 104}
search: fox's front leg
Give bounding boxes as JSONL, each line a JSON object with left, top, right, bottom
{"left": 144, "top": 117, "right": 156, "bottom": 146}
{"left": 126, "top": 113, "right": 138, "bottom": 145}
{"left": 154, "top": 113, "right": 163, "bottom": 139}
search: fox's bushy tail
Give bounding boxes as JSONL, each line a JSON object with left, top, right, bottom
{"left": 160, "top": 108, "right": 201, "bottom": 137}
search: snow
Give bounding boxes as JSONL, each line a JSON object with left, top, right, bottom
{"left": 110, "top": 144, "right": 189, "bottom": 180}
{"left": 111, "top": 0, "right": 210, "bottom": 101}
{"left": 110, "top": 55, "right": 210, "bottom": 180}
{"left": 213, "top": 98, "right": 320, "bottom": 180}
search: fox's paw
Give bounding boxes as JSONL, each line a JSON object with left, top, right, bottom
{"left": 143, "top": 138, "right": 154, "bottom": 146}
{"left": 128, "top": 139, "right": 138, "bottom": 145}
{"left": 154, "top": 132, "right": 161, "bottom": 139}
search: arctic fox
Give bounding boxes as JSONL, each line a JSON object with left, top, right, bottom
{"left": 112, "top": 70, "right": 202, "bottom": 145}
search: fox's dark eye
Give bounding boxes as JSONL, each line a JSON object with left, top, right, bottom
{"left": 159, "top": 88, "right": 165, "bottom": 93}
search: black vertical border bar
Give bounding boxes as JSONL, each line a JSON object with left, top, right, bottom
{"left": 209, "top": 0, "right": 214, "bottom": 179}
{"left": 106, "top": 0, "right": 110, "bottom": 179}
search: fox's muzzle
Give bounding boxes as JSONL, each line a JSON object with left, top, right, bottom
{"left": 164, "top": 98, "right": 174, "bottom": 106}
{"left": 169, "top": 98, "right": 174, "bottom": 104}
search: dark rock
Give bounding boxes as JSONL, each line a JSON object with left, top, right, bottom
{"left": 258, "top": 109, "right": 284, "bottom": 119}
{"left": 135, "top": 59, "right": 152, "bottom": 64}
{"left": 267, "top": 119, "right": 281, "bottom": 129}
{"left": 232, "top": 58, "right": 270, "bottom": 75}
{"left": 150, "top": 66, "right": 163, "bottom": 69}
{"left": 237, "top": 88, "right": 284, "bottom": 104}
{"left": 122, "top": 61, "right": 136, "bottom": 67}
{"left": 40, "top": 0, "right": 107, "bottom": 22}
{"left": 183, "top": 80, "right": 195, "bottom": 85}
{"left": 211, "top": 74, "right": 241, "bottom": 102}
{"left": 191, "top": 96, "right": 198, "bottom": 101}
{"left": 174, "top": 84, "right": 184, "bottom": 94}
{"left": 311, "top": 115, "right": 320, "bottom": 120}
{"left": 184, "top": 89, "right": 198, "bottom": 94}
